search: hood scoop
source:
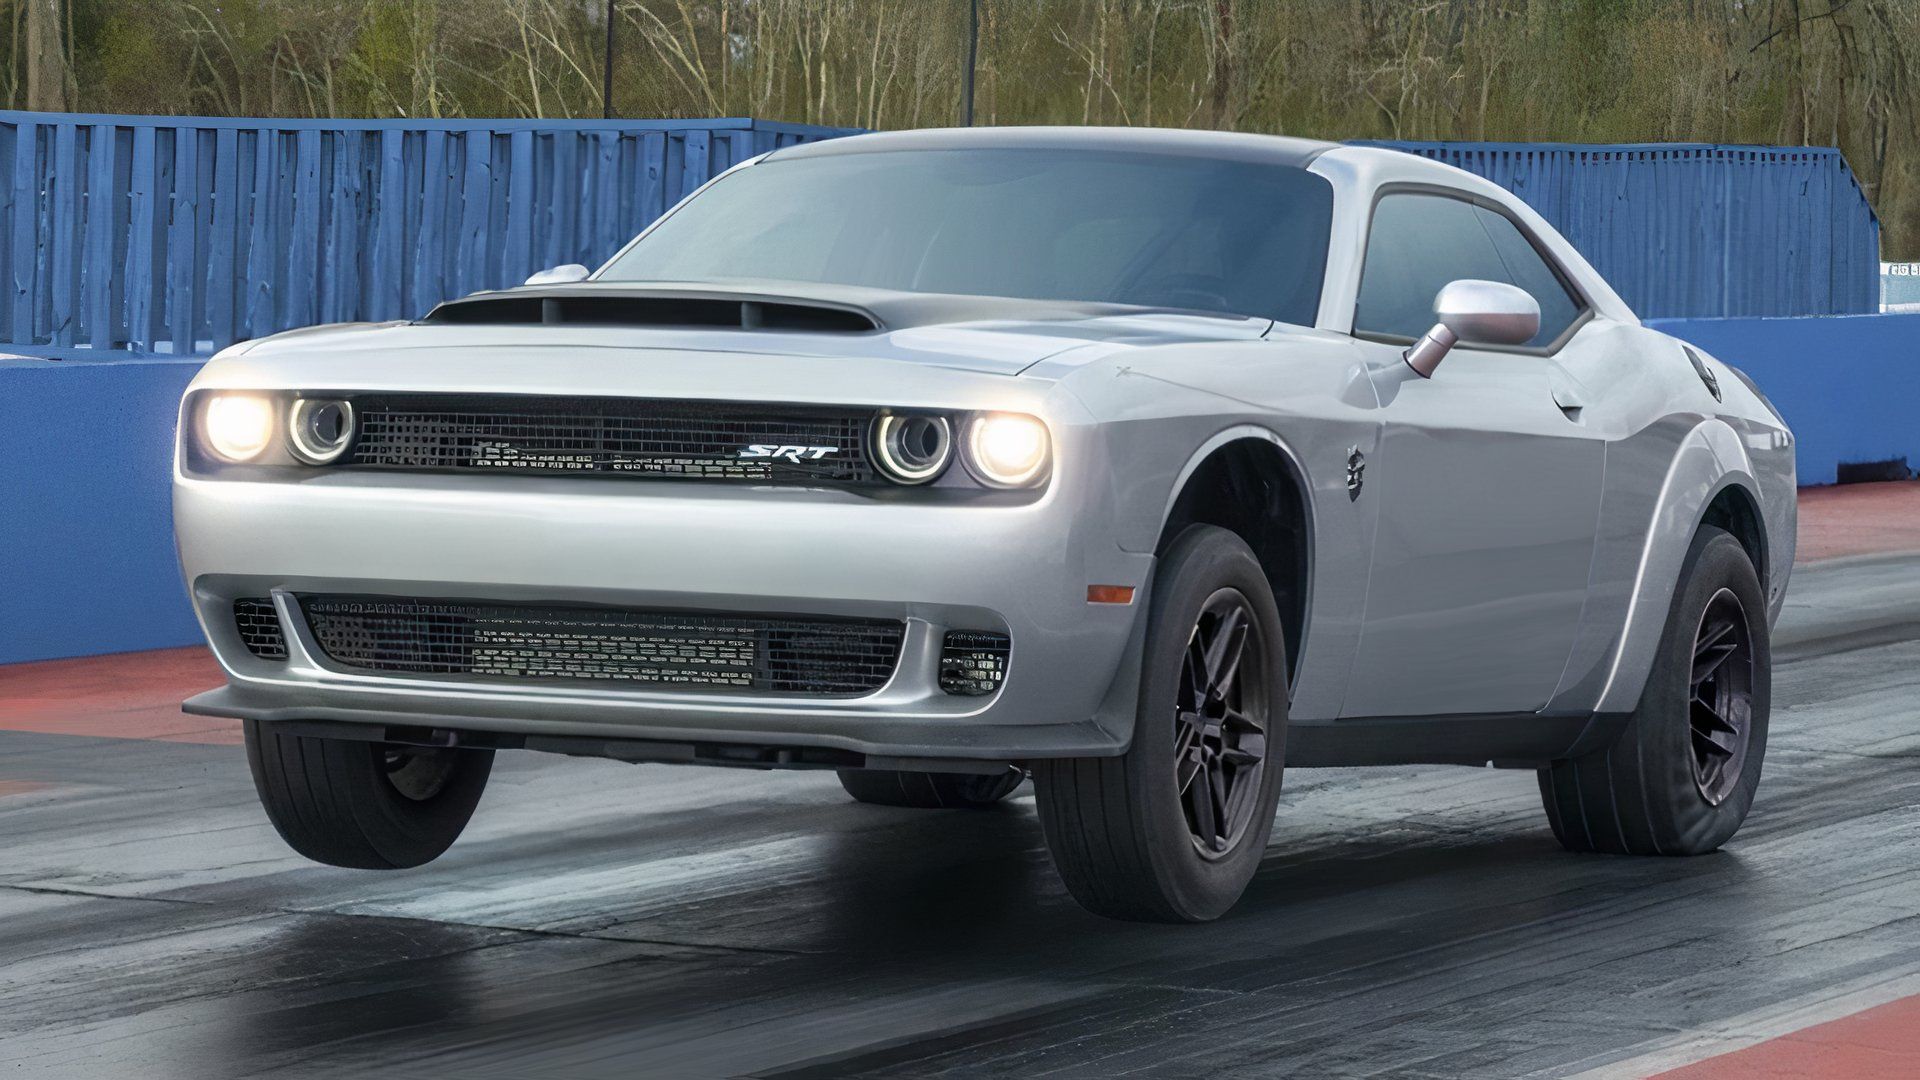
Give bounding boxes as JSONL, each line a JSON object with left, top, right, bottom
{"left": 423, "top": 290, "right": 881, "bottom": 334}
{"left": 421, "top": 282, "right": 1260, "bottom": 338}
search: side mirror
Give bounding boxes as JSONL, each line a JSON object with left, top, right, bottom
{"left": 1403, "top": 279, "right": 1541, "bottom": 378}
{"left": 525, "top": 263, "right": 591, "bottom": 286}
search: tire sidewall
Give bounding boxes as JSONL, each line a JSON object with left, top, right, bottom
{"left": 1130, "top": 525, "right": 1289, "bottom": 921}
{"left": 1639, "top": 527, "right": 1771, "bottom": 853}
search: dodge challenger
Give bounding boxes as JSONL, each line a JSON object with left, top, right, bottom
{"left": 174, "top": 127, "right": 1795, "bottom": 922}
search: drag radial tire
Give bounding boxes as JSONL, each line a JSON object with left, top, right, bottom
{"left": 1034, "top": 525, "right": 1288, "bottom": 923}
{"left": 1539, "top": 525, "right": 1770, "bottom": 855}
{"left": 244, "top": 720, "right": 495, "bottom": 869}
{"left": 836, "top": 767, "right": 1025, "bottom": 808}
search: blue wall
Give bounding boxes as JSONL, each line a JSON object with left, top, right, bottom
{"left": 1370, "top": 142, "right": 1880, "bottom": 320}
{"left": 0, "top": 355, "right": 205, "bottom": 663}
{"left": 1647, "top": 314, "right": 1920, "bottom": 486}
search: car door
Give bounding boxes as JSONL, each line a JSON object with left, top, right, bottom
{"left": 1339, "top": 190, "right": 1608, "bottom": 719}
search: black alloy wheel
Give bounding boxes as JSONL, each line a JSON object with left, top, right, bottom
{"left": 1033, "top": 525, "right": 1289, "bottom": 922}
{"left": 1537, "top": 525, "right": 1771, "bottom": 857}
{"left": 1688, "top": 588, "right": 1755, "bottom": 806}
{"left": 1175, "top": 590, "right": 1271, "bottom": 857}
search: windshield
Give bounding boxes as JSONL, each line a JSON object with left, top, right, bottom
{"left": 600, "top": 148, "right": 1334, "bottom": 325}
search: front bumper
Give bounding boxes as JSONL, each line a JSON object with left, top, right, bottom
{"left": 175, "top": 466, "right": 1152, "bottom": 764}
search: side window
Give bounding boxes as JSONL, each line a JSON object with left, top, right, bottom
{"left": 1355, "top": 192, "right": 1584, "bottom": 349}
{"left": 1472, "top": 207, "right": 1582, "bottom": 347}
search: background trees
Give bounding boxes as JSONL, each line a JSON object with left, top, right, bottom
{"left": 5, "top": 0, "right": 1915, "bottom": 252}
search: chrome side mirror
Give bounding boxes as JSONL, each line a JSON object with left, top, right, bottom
{"left": 1403, "top": 279, "right": 1541, "bottom": 378}
{"left": 525, "top": 263, "right": 591, "bottom": 286}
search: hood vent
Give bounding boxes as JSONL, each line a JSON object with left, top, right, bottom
{"left": 424, "top": 292, "right": 880, "bottom": 333}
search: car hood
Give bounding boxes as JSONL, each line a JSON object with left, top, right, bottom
{"left": 230, "top": 281, "right": 1276, "bottom": 378}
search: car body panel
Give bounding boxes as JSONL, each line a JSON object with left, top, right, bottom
{"left": 173, "top": 126, "right": 1795, "bottom": 770}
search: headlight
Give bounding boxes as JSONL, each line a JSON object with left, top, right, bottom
{"left": 963, "top": 412, "right": 1051, "bottom": 489}
{"left": 870, "top": 413, "right": 953, "bottom": 484}
{"left": 202, "top": 394, "right": 276, "bottom": 462}
{"left": 287, "top": 397, "right": 356, "bottom": 465}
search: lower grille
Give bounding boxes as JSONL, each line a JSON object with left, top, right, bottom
{"left": 234, "top": 598, "right": 287, "bottom": 660}
{"left": 345, "top": 395, "right": 880, "bottom": 485}
{"left": 299, "top": 596, "right": 904, "bottom": 696}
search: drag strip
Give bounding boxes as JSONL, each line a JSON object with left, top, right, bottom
{"left": 2, "top": 553, "right": 1918, "bottom": 1078}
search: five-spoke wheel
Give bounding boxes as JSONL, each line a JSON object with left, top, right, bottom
{"left": 1035, "top": 525, "right": 1288, "bottom": 922}
{"left": 1175, "top": 591, "right": 1272, "bottom": 857}
{"left": 1540, "top": 525, "right": 1771, "bottom": 856}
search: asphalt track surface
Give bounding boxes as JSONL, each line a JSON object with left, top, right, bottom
{"left": 4, "top": 505, "right": 1920, "bottom": 1076}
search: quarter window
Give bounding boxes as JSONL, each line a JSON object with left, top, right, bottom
{"left": 1354, "top": 192, "right": 1584, "bottom": 349}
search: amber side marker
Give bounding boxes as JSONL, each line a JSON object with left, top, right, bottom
{"left": 1087, "top": 585, "right": 1136, "bottom": 605}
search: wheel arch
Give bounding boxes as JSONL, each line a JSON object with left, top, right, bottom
{"left": 1700, "top": 481, "right": 1770, "bottom": 601}
{"left": 1153, "top": 428, "right": 1314, "bottom": 684}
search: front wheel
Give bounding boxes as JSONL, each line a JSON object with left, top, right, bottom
{"left": 245, "top": 720, "right": 495, "bottom": 869}
{"left": 1539, "top": 525, "right": 1771, "bottom": 855}
{"left": 1034, "top": 525, "right": 1288, "bottom": 923}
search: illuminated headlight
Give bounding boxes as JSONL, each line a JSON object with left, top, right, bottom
{"left": 202, "top": 394, "right": 277, "bottom": 462}
{"left": 962, "top": 412, "right": 1051, "bottom": 489}
{"left": 870, "top": 413, "right": 954, "bottom": 484}
{"left": 287, "top": 398, "right": 356, "bottom": 465}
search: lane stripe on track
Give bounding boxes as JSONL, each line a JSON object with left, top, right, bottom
{"left": 0, "top": 646, "right": 236, "bottom": 744}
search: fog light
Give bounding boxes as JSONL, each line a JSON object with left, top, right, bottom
{"left": 940, "top": 630, "right": 1011, "bottom": 696}
{"left": 287, "top": 397, "right": 355, "bottom": 465}
{"left": 203, "top": 394, "right": 276, "bottom": 462}
{"left": 963, "top": 412, "right": 1050, "bottom": 488}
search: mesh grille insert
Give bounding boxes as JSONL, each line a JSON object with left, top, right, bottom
{"left": 234, "top": 598, "right": 288, "bottom": 660}
{"left": 939, "top": 630, "right": 1011, "bottom": 696}
{"left": 300, "top": 596, "right": 904, "bottom": 696}
{"left": 345, "top": 395, "right": 879, "bottom": 485}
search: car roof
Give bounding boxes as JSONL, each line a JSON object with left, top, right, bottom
{"left": 767, "top": 125, "right": 1339, "bottom": 170}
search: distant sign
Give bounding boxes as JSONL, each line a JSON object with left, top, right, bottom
{"left": 1883, "top": 263, "right": 1920, "bottom": 312}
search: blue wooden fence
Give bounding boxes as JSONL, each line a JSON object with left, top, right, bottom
{"left": 1369, "top": 141, "right": 1881, "bottom": 319}
{"left": 0, "top": 112, "right": 854, "bottom": 353}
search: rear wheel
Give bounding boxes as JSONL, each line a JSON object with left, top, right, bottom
{"left": 1034, "top": 525, "right": 1287, "bottom": 923}
{"left": 1539, "top": 525, "right": 1770, "bottom": 855}
{"left": 836, "top": 767, "right": 1025, "bottom": 808}
{"left": 245, "top": 720, "right": 494, "bottom": 869}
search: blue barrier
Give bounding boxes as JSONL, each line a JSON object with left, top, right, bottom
{"left": 4, "top": 313, "right": 1911, "bottom": 665}
{"left": 1647, "top": 314, "right": 1920, "bottom": 486}
{"left": 0, "top": 112, "right": 854, "bottom": 354}
{"left": 1369, "top": 142, "right": 1880, "bottom": 320}
{"left": 0, "top": 355, "right": 205, "bottom": 664}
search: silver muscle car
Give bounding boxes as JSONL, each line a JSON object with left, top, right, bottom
{"left": 174, "top": 127, "right": 1795, "bottom": 922}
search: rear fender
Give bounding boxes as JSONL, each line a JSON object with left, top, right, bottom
{"left": 1593, "top": 420, "right": 1761, "bottom": 716}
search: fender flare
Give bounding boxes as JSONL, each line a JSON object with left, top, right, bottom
{"left": 1593, "top": 419, "right": 1765, "bottom": 715}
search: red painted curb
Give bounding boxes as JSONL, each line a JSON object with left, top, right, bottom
{"left": 1653, "top": 994, "right": 1920, "bottom": 1079}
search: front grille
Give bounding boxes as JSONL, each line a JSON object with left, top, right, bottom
{"left": 939, "top": 631, "right": 1011, "bottom": 696}
{"left": 234, "top": 598, "right": 287, "bottom": 659}
{"left": 300, "top": 596, "right": 904, "bottom": 696}
{"left": 344, "top": 395, "right": 878, "bottom": 484}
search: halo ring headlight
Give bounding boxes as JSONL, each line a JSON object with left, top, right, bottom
{"left": 202, "top": 394, "right": 277, "bottom": 463}
{"left": 870, "top": 413, "right": 953, "bottom": 484}
{"left": 963, "top": 412, "right": 1051, "bottom": 489}
{"left": 287, "top": 398, "right": 356, "bottom": 465}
